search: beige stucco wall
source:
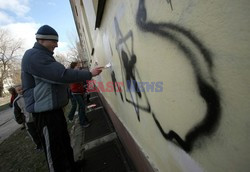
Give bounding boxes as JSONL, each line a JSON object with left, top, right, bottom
{"left": 72, "top": 0, "right": 250, "bottom": 171}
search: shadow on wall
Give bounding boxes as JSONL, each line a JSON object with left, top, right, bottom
{"left": 111, "top": 0, "right": 221, "bottom": 152}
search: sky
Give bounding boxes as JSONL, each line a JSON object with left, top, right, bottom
{"left": 0, "top": 0, "right": 77, "bottom": 54}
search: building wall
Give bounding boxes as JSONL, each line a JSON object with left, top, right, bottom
{"left": 70, "top": 0, "right": 93, "bottom": 61}
{"left": 70, "top": 0, "right": 250, "bottom": 171}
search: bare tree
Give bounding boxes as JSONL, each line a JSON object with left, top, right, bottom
{"left": 54, "top": 52, "right": 71, "bottom": 68}
{"left": 67, "top": 31, "right": 88, "bottom": 64}
{"left": 10, "top": 58, "right": 22, "bottom": 85}
{"left": 0, "top": 28, "right": 23, "bottom": 97}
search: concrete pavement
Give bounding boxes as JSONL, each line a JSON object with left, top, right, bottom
{"left": 0, "top": 93, "right": 136, "bottom": 171}
{"left": 70, "top": 93, "right": 135, "bottom": 172}
{"left": 0, "top": 108, "right": 21, "bottom": 144}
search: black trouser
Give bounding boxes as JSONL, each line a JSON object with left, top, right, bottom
{"left": 33, "top": 109, "right": 75, "bottom": 172}
{"left": 26, "top": 122, "right": 42, "bottom": 148}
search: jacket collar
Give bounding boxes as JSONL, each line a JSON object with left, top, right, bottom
{"left": 33, "top": 42, "right": 54, "bottom": 55}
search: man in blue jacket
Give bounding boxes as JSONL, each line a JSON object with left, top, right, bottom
{"left": 21, "top": 25, "right": 102, "bottom": 172}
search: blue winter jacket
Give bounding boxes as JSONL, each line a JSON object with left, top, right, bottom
{"left": 21, "top": 42, "right": 92, "bottom": 113}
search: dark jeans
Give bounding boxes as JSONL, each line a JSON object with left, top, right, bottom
{"left": 68, "top": 96, "right": 77, "bottom": 121}
{"left": 33, "top": 109, "right": 75, "bottom": 172}
{"left": 73, "top": 94, "right": 88, "bottom": 126}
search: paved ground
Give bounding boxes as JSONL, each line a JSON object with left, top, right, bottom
{"left": 71, "top": 93, "right": 136, "bottom": 172}
{"left": 0, "top": 93, "right": 136, "bottom": 171}
{"left": 0, "top": 108, "right": 21, "bottom": 144}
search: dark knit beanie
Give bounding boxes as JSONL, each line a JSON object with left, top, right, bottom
{"left": 36, "top": 25, "right": 58, "bottom": 41}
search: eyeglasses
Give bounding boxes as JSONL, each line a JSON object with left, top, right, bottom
{"left": 49, "top": 40, "right": 58, "bottom": 43}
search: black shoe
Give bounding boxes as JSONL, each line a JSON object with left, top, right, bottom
{"left": 74, "top": 159, "right": 85, "bottom": 172}
{"left": 86, "top": 118, "right": 92, "bottom": 123}
{"left": 87, "top": 100, "right": 92, "bottom": 105}
{"left": 34, "top": 145, "right": 43, "bottom": 151}
{"left": 82, "top": 123, "right": 91, "bottom": 128}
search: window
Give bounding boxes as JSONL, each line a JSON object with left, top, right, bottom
{"left": 95, "top": 0, "right": 106, "bottom": 29}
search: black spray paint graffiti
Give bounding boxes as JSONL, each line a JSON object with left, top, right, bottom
{"left": 111, "top": 70, "right": 124, "bottom": 102}
{"left": 113, "top": 0, "right": 221, "bottom": 152}
{"left": 114, "top": 17, "right": 151, "bottom": 121}
{"left": 136, "top": 0, "right": 221, "bottom": 152}
{"left": 166, "top": 0, "right": 173, "bottom": 11}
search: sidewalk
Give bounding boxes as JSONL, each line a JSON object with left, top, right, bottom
{"left": 70, "top": 92, "right": 135, "bottom": 172}
{"left": 0, "top": 96, "right": 10, "bottom": 111}
{"left": 0, "top": 108, "right": 21, "bottom": 144}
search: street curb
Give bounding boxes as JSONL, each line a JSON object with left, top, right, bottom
{"left": 0, "top": 103, "right": 9, "bottom": 112}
